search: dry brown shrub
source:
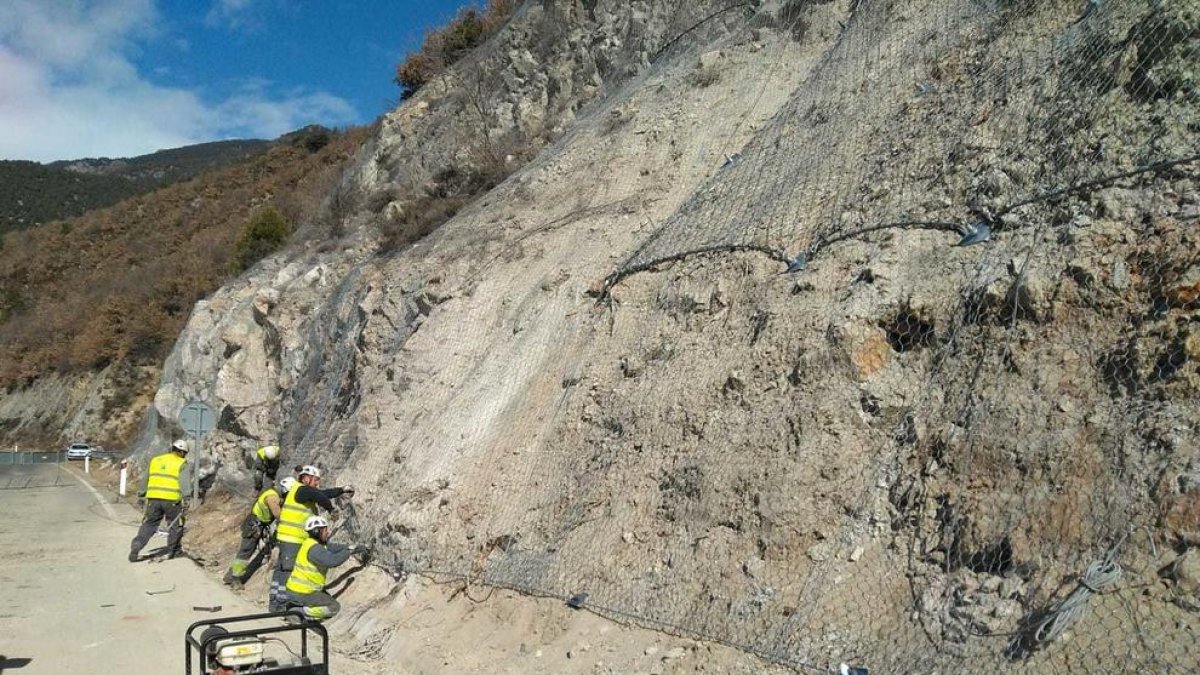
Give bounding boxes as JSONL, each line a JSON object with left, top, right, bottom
{"left": 394, "top": 0, "right": 520, "bottom": 99}
{"left": 0, "top": 126, "right": 371, "bottom": 389}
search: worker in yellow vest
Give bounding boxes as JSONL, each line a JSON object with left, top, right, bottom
{"left": 284, "top": 515, "right": 365, "bottom": 621}
{"left": 223, "top": 476, "right": 297, "bottom": 587}
{"left": 128, "top": 439, "right": 192, "bottom": 562}
{"left": 252, "top": 444, "right": 282, "bottom": 491}
{"left": 268, "top": 464, "right": 354, "bottom": 611}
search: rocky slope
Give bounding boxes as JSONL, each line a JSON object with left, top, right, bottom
{"left": 117, "top": 0, "right": 1199, "bottom": 672}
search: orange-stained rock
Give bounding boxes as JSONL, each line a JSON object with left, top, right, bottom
{"left": 852, "top": 330, "right": 891, "bottom": 379}
{"left": 1167, "top": 265, "right": 1200, "bottom": 308}
{"left": 1162, "top": 491, "right": 1200, "bottom": 546}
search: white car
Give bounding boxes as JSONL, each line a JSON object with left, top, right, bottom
{"left": 65, "top": 442, "right": 94, "bottom": 460}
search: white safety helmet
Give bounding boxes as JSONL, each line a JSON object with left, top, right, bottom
{"left": 261, "top": 445, "right": 280, "bottom": 460}
{"left": 303, "top": 515, "right": 330, "bottom": 533}
{"left": 299, "top": 464, "right": 322, "bottom": 479}
{"left": 277, "top": 476, "right": 298, "bottom": 494}
{"left": 172, "top": 439, "right": 189, "bottom": 453}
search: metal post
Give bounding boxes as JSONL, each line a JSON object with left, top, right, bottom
{"left": 179, "top": 400, "right": 214, "bottom": 503}
{"left": 192, "top": 432, "right": 202, "bottom": 502}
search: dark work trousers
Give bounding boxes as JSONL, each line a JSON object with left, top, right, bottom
{"left": 130, "top": 499, "right": 184, "bottom": 557}
{"left": 253, "top": 461, "right": 280, "bottom": 492}
{"left": 269, "top": 541, "right": 301, "bottom": 612}
{"left": 227, "top": 515, "right": 268, "bottom": 581}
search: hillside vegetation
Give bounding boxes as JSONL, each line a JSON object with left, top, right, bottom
{"left": 0, "top": 139, "right": 270, "bottom": 234}
{"left": 0, "top": 126, "right": 369, "bottom": 390}
{"left": 394, "top": 0, "right": 519, "bottom": 99}
{"left": 0, "top": 161, "right": 144, "bottom": 233}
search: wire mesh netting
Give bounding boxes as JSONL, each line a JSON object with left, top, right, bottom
{"left": 610, "top": 0, "right": 1198, "bottom": 285}
{"left": 284, "top": 0, "right": 1199, "bottom": 672}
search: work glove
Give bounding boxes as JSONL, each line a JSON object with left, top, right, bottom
{"left": 349, "top": 544, "right": 372, "bottom": 564}
{"left": 340, "top": 486, "right": 355, "bottom": 498}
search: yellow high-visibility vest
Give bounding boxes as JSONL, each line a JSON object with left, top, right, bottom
{"left": 285, "top": 537, "right": 327, "bottom": 595}
{"left": 145, "top": 452, "right": 185, "bottom": 502}
{"left": 276, "top": 485, "right": 316, "bottom": 544}
{"left": 251, "top": 487, "right": 280, "bottom": 523}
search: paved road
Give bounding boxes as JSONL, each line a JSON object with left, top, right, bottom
{"left": 0, "top": 463, "right": 263, "bottom": 674}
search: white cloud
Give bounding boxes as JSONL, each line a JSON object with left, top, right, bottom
{"left": 205, "top": 0, "right": 257, "bottom": 30}
{"left": 215, "top": 91, "right": 357, "bottom": 139}
{"left": 0, "top": 0, "right": 159, "bottom": 71}
{"left": 0, "top": 0, "right": 359, "bottom": 162}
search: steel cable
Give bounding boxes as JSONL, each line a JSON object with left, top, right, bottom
{"left": 1030, "top": 558, "right": 1124, "bottom": 645}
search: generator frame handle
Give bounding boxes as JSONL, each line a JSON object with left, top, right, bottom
{"left": 185, "top": 611, "right": 330, "bottom": 674}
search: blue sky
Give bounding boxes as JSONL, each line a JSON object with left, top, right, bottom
{"left": 0, "top": 0, "right": 475, "bottom": 162}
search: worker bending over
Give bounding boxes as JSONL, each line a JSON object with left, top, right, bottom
{"left": 224, "top": 476, "right": 296, "bottom": 586}
{"left": 284, "top": 515, "right": 364, "bottom": 621}
{"left": 129, "top": 439, "right": 192, "bottom": 561}
{"left": 252, "top": 444, "right": 282, "bottom": 491}
{"left": 270, "top": 464, "right": 354, "bottom": 612}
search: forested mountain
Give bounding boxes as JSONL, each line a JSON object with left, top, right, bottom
{"left": 1, "top": 139, "right": 272, "bottom": 233}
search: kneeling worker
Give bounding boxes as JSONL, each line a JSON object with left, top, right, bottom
{"left": 270, "top": 465, "right": 354, "bottom": 611}
{"left": 223, "top": 476, "right": 297, "bottom": 586}
{"left": 285, "top": 515, "right": 363, "bottom": 621}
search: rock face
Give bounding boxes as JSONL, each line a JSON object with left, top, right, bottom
{"left": 136, "top": 0, "right": 806, "bottom": 483}
{"left": 0, "top": 366, "right": 156, "bottom": 448}
{"left": 349, "top": 0, "right": 755, "bottom": 213}
{"left": 130, "top": 0, "right": 1198, "bottom": 673}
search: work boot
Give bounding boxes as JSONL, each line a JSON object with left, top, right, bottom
{"left": 281, "top": 607, "right": 308, "bottom": 624}
{"left": 128, "top": 552, "right": 139, "bottom": 562}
